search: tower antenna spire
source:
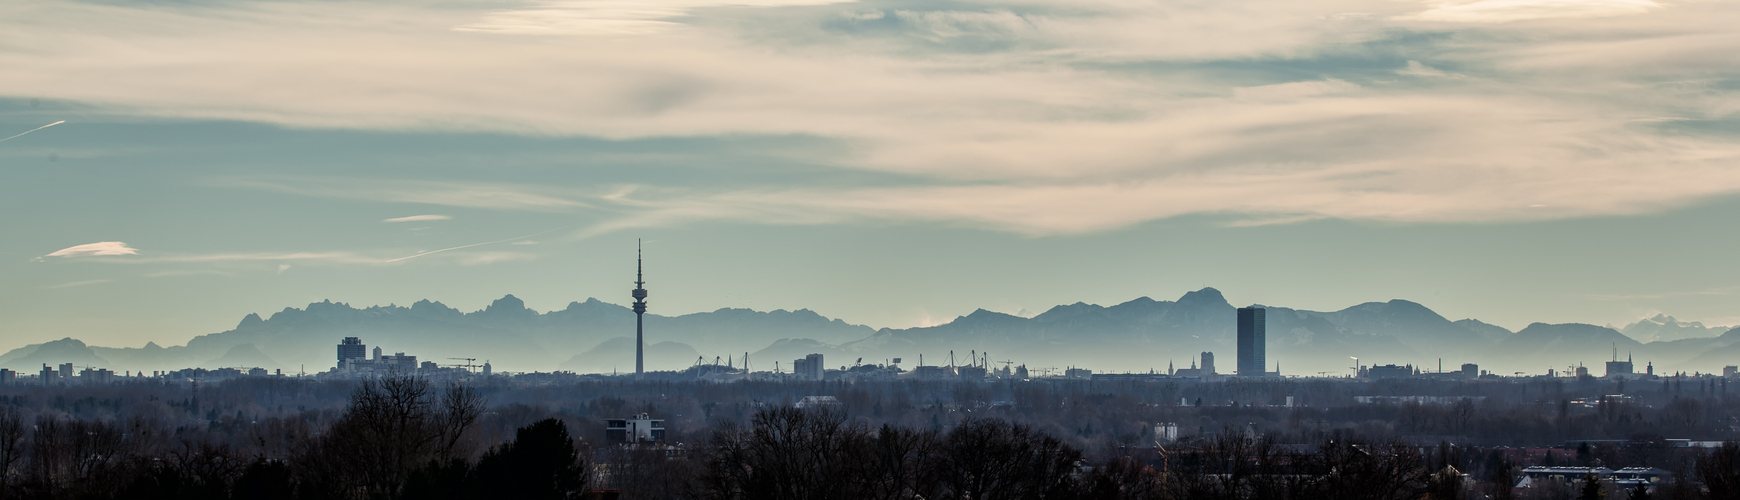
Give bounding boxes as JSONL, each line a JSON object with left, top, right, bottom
{"left": 632, "top": 239, "right": 649, "bottom": 381}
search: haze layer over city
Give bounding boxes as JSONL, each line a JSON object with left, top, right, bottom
{"left": 5, "top": 0, "right": 1740, "bottom": 499}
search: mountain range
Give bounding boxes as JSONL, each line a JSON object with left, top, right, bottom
{"left": 2, "top": 288, "right": 1734, "bottom": 377}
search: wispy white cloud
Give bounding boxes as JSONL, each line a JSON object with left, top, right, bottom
{"left": 458, "top": 0, "right": 854, "bottom": 35}
{"left": 385, "top": 227, "right": 569, "bottom": 262}
{"left": 86, "top": 251, "right": 378, "bottom": 265}
{"left": 382, "top": 214, "right": 452, "bottom": 223}
{"left": 36, "top": 231, "right": 559, "bottom": 270}
{"left": 455, "top": 251, "right": 537, "bottom": 265}
{"left": 1401, "top": 0, "right": 1661, "bottom": 23}
{"left": 42, "top": 279, "right": 111, "bottom": 289}
{"left": 0, "top": 120, "right": 64, "bottom": 143}
{"left": 143, "top": 269, "right": 232, "bottom": 278}
{"left": 1231, "top": 79, "right": 1362, "bottom": 101}
{"left": 1396, "top": 60, "right": 1458, "bottom": 78}
{"left": 211, "top": 178, "right": 589, "bottom": 212}
{"left": 4, "top": 0, "right": 1739, "bottom": 237}
{"left": 41, "top": 242, "right": 139, "bottom": 259}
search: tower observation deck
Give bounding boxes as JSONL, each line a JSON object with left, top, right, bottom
{"left": 632, "top": 240, "right": 648, "bottom": 380}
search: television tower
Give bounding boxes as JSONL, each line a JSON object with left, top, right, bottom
{"left": 632, "top": 240, "right": 648, "bottom": 381}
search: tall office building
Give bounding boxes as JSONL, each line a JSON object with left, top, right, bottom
{"left": 1605, "top": 343, "right": 1634, "bottom": 378}
{"left": 792, "top": 353, "right": 824, "bottom": 381}
{"left": 1237, "top": 307, "right": 1266, "bottom": 376}
{"left": 1200, "top": 352, "right": 1215, "bottom": 375}
{"left": 631, "top": 240, "right": 649, "bottom": 381}
{"left": 337, "top": 337, "right": 366, "bottom": 368}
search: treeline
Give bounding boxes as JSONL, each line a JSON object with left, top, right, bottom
{"left": 8, "top": 377, "right": 1740, "bottom": 452}
{"left": 695, "top": 407, "right": 1455, "bottom": 500}
{"left": 0, "top": 378, "right": 591, "bottom": 499}
{"left": 8, "top": 377, "right": 1740, "bottom": 499}
{"left": 8, "top": 376, "right": 1740, "bottom": 498}
{"left": 0, "top": 386, "right": 1462, "bottom": 500}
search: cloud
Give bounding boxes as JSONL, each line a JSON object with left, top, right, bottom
{"left": 458, "top": 0, "right": 854, "bottom": 36}
{"left": 385, "top": 227, "right": 568, "bottom": 262}
{"left": 1232, "top": 79, "right": 1362, "bottom": 101}
{"left": 1401, "top": 0, "right": 1661, "bottom": 23}
{"left": 456, "top": 251, "right": 537, "bottom": 265}
{"left": 42, "top": 242, "right": 139, "bottom": 259}
{"left": 382, "top": 214, "right": 452, "bottom": 223}
{"left": 143, "top": 269, "right": 232, "bottom": 278}
{"left": 1396, "top": 60, "right": 1458, "bottom": 78}
{"left": 277, "top": 264, "right": 291, "bottom": 274}
{"left": 120, "top": 252, "right": 377, "bottom": 264}
{"left": 4, "top": 0, "right": 1740, "bottom": 237}
{"left": 42, "top": 279, "right": 111, "bottom": 289}
{"left": 212, "top": 177, "right": 589, "bottom": 212}
{"left": 0, "top": 120, "right": 64, "bottom": 143}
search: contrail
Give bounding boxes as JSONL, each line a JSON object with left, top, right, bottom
{"left": 385, "top": 226, "right": 570, "bottom": 263}
{"left": 0, "top": 120, "right": 65, "bottom": 143}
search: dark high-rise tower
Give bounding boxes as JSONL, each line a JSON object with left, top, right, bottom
{"left": 632, "top": 240, "right": 648, "bottom": 381}
{"left": 337, "top": 337, "right": 366, "bottom": 368}
{"left": 1237, "top": 307, "right": 1266, "bottom": 376}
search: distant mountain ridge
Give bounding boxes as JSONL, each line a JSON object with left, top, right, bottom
{"left": 4, "top": 289, "right": 1737, "bottom": 376}
{"left": 1619, "top": 314, "right": 1728, "bottom": 343}
{"left": 1, "top": 294, "right": 874, "bottom": 374}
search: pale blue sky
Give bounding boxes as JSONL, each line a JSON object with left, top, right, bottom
{"left": 2, "top": 0, "right": 1739, "bottom": 350}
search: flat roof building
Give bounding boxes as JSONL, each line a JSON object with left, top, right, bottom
{"left": 337, "top": 337, "right": 366, "bottom": 368}
{"left": 792, "top": 353, "right": 824, "bottom": 381}
{"left": 1237, "top": 307, "right": 1266, "bottom": 376}
{"left": 606, "top": 413, "right": 665, "bottom": 444}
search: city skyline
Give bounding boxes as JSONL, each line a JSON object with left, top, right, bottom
{"left": 9, "top": 1, "right": 1740, "bottom": 498}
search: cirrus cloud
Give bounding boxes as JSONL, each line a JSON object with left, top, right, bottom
{"left": 42, "top": 242, "right": 139, "bottom": 259}
{"left": 382, "top": 214, "right": 453, "bottom": 223}
{"left": 3, "top": 0, "right": 1738, "bottom": 238}
{"left": 1401, "top": 0, "right": 1661, "bottom": 23}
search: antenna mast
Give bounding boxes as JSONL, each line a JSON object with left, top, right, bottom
{"left": 631, "top": 239, "right": 649, "bottom": 381}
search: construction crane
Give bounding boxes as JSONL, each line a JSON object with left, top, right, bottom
{"left": 446, "top": 358, "right": 479, "bottom": 371}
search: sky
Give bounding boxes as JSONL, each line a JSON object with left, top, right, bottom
{"left": 2, "top": 0, "right": 1739, "bottom": 350}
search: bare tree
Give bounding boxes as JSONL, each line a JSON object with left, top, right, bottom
{"left": 700, "top": 408, "right": 882, "bottom": 500}
{"left": 930, "top": 417, "right": 1081, "bottom": 500}
{"left": 434, "top": 382, "right": 485, "bottom": 462}
{"left": 296, "top": 376, "right": 489, "bottom": 500}
{"left": 25, "top": 416, "right": 126, "bottom": 498}
{"left": 1290, "top": 437, "right": 1429, "bottom": 500}
{"left": 866, "top": 424, "right": 939, "bottom": 500}
{"left": 0, "top": 407, "right": 22, "bottom": 499}
{"left": 1079, "top": 456, "right": 1167, "bottom": 500}
{"left": 1698, "top": 441, "right": 1740, "bottom": 500}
